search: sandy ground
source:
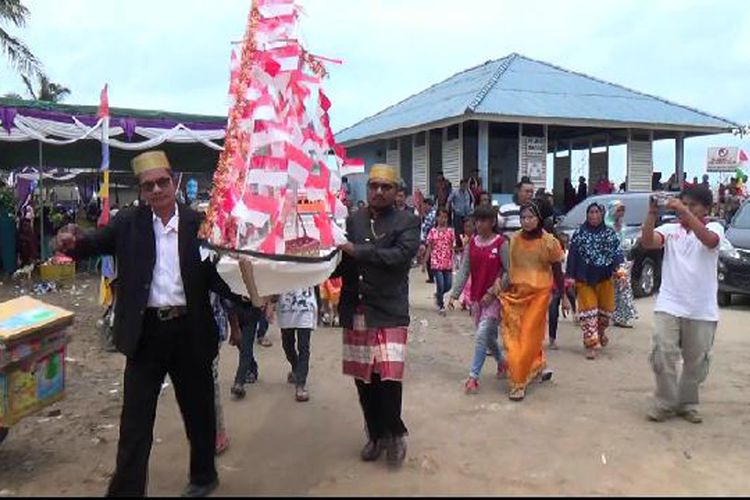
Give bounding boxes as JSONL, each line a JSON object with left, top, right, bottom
{"left": 1, "top": 270, "right": 750, "bottom": 496}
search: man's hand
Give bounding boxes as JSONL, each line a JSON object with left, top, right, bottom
{"left": 561, "top": 294, "right": 572, "bottom": 317}
{"left": 55, "top": 224, "right": 82, "bottom": 253}
{"left": 480, "top": 292, "right": 495, "bottom": 308}
{"left": 666, "top": 197, "right": 688, "bottom": 216}
{"left": 337, "top": 242, "right": 355, "bottom": 256}
{"left": 447, "top": 297, "right": 456, "bottom": 310}
{"left": 229, "top": 316, "right": 242, "bottom": 348}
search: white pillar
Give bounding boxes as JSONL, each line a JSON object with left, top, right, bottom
{"left": 675, "top": 132, "right": 685, "bottom": 188}
{"left": 517, "top": 123, "right": 524, "bottom": 182}
{"left": 478, "top": 121, "right": 489, "bottom": 191}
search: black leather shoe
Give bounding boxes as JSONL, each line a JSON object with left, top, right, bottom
{"left": 360, "top": 440, "right": 383, "bottom": 462}
{"left": 181, "top": 479, "right": 219, "bottom": 497}
{"left": 386, "top": 436, "right": 407, "bottom": 469}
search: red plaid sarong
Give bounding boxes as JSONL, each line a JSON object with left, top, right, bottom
{"left": 343, "top": 313, "right": 408, "bottom": 383}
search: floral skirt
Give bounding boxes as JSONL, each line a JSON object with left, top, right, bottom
{"left": 613, "top": 262, "right": 637, "bottom": 327}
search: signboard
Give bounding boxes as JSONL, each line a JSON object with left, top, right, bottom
{"left": 707, "top": 147, "right": 741, "bottom": 172}
{"left": 519, "top": 136, "right": 547, "bottom": 186}
{"left": 525, "top": 137, "right": 546, "bottom": 156}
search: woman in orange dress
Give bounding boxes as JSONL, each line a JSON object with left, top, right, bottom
{"left": 496, "top": 202, "right": 570, "bottom": 401}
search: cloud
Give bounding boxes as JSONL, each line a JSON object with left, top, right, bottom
{"left": 0, "top": 0, "right": 748, "bottom": 183}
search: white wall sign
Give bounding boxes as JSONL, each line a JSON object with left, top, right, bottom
{"left": 707, "top": 147, "right": 741, "bottom": 172}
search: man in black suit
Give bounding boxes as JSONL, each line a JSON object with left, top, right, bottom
{"left": 56, "top": 150, "right": 237, "bottom": 497}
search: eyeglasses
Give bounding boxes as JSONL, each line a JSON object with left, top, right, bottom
{"left": 140, "top": 177, "right": 172, "bottom": 192}
{"left": 367, "top": 182, "right": 395, "bottom": 193}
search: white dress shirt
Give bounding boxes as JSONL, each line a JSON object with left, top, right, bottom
{"left": 147, "top": 206, "right": 187, "bottom": 307}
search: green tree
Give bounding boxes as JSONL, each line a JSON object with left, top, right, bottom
{"left": 0, "top": 0, "right": 43, "bottom": 78}
{"left": 22, "top": 74, "right": 70, "bottom": 102}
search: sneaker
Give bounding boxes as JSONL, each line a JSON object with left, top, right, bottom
{"left": 385, "top": 436, "right": 407, "bottom": 469}
{"left": 496, "top": 362, "right": 509, "bottom": 380}
{"left": 646, "top": 406, "right": 674, "bottom": 423}
{"left": 464, "top": 377, "right": 480, "bottom": 394}
{"left": 438, "top": 308, "right": 447, "bottom": 317}
{"left": 677, "top": 408, "right": 703, "bottom": 424}
{"left": 230, "top": 383, "right": 246, "bottom": 400}
{"left": 360, "top": 440, "right": 383, "bottom": 462}
{"left": 245, "top": 372, "right": 258, "bottom": 384}
{"left": 549, "top": 339, "right": 559, "bottom": 350}
{"left": 287, "top": 371, "right": 296, "bottom": 384}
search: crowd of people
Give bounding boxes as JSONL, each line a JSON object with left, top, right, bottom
{"left": 44, "top": 150, "right": 728, "bottom": 497}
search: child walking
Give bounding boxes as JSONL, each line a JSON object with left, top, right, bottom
{"left": 457, "top": 217, "right": 476, "bottom": 311}
{"left": 448, "top": 206, "right": 509, "bottom": 394}
{"left": 424, "top": 208, "right": 455, "bottom": 316}
{"left": 548, "top": 233, "right": 576, "bottom": 350}
{"left": 276, "top": 287, "right": 318, "bottom": 402}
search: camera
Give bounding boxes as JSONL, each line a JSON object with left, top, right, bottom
{"left": 651, "top": 193, "right": 674, "bottom": 207}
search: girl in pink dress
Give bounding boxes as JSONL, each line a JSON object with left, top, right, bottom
{"left": 458, "top": 217, "right": 476, "bottom": 312}
{"left": 448, "top": 206, "right": 509, "bottom": 393}
{"left": 423, "top": 208, "right": 455, "bottom": 315}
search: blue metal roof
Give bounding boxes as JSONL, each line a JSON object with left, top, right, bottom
{"left": 336, "top": 53, "right": 740, "bottom": 144}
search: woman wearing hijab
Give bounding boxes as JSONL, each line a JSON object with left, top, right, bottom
{"left": 495, "top": 202, "right": 570, "bottom": 401}
{"left": 606, "top": 201, "right": 638, "bottom": 328}
{"left": 566, "top": 202, "right": 624, "bottom": 359}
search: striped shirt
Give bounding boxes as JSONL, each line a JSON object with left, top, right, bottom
{"left": 499, "top": 202, "right": 522, "bottom": 233}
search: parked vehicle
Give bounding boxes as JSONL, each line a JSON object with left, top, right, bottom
{"left": 556, "top": 192, "right": 676, "bottom": 298}
{"left": 718, "top": 200, "right": 750, "bottom": 307}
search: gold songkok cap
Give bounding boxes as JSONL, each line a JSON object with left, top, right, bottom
{"left": 132, "top": 151, "right": 171, "bottom": 176}
{"left": 369, "top": 163, "right": 399, "bottom": 185}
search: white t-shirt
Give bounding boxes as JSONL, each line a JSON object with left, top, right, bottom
{"left": 654, "top": 222, "right": 724, "bottom": 322}
{"left": 277, "top": 287, "right": 318, "bottom": 330}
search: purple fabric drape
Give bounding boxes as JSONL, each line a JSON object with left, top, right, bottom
{"left": 119, "top": 118, "right": 137, "bottom": 141}
{"left": 1, "top": 107, "right": 17, "bottom": 135}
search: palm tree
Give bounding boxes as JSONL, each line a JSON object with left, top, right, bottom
{"left": 0, "top": 0, "right": 42, "bottom": 78}
{"left": 21, "top": 74, "right": 71, "bottom": 102}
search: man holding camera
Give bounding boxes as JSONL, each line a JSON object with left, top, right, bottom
{"left": 641, "top": 185, "right": 723, "bottom": 424}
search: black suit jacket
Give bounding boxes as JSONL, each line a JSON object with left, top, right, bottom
{"left": 332, "top": 207, "right": 420, "bottom": 329}
{"left": 69, "top": 203, "right": 238, "bottom": 363}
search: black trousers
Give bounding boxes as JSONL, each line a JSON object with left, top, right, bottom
{"left": 107, "top": 313, "right": 217, "bottom": 497}
{"left": 355, "top": 374, "right": 408, "bottom": 441}
{"left": 281, "top": 328, "right": 312, "bottom": 386}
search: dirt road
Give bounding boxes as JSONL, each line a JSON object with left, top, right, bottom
{"left": 1, "top": 272, "right": 749, "bottom": 496}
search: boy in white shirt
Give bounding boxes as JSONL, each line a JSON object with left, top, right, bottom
{"left": 641, "top": 186, "right": 723, "bottom": 424}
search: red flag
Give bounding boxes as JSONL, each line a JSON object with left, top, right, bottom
{"left": 98, "top": 84, "right": 110, "bottom": 118}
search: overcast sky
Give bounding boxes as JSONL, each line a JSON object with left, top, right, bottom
{"left": 1, "top": 0, "right": 749, "bottom": 184}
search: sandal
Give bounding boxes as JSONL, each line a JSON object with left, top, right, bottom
{"left": 600, "top": 334, "right": 610, "bottom": 348}
{"left": 230, "top": 383, "right": 246, "bottom": 400}
{"left": 295, "top": 386, "right": 310, "bottom": 402}
{"left": 509, "top": 387, "right": 525, "bottom": 401}
{"left": 258, "top": 336, "right": 273, "bottom": 348}
{"left": 215, "top": 432, "right": 230, "bottom": 456}
{"left": 586, "top": 348, "right": 598, "bottom": 360}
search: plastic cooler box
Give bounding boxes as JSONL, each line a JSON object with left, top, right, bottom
{"left": 38, "top": 262, "right": 76, "bottom": 283}
{"left": 0, "top": 296, "right": 74, "bottom": 427}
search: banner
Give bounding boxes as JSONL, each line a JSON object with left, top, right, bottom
{"left": 707, "top": 147, "right": 745, "bottom": 173}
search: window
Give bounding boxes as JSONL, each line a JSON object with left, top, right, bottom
{"left": 415, "top": 132, "right": 426, "bottom": 147}
{"left": 446, "top": 125, "right": 460, "bottom": 141}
